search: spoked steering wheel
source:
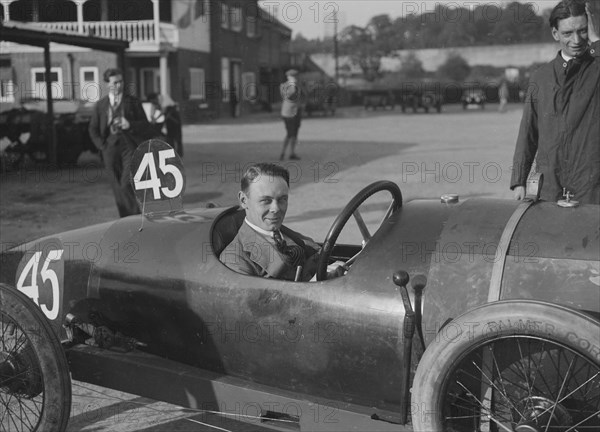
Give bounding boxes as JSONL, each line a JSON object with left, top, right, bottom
{"left": 316, "top": 181, "right": 402, "bottom": 280}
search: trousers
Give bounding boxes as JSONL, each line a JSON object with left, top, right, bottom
{"left": 102, "top": 136, "right": 140, "bottom": 217}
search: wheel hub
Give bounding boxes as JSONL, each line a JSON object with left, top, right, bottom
{"left": 0, "top": 344, "right": 43, "bottom": 397}
{"left": 514, "top": 396, "right": 572, "bottom": 432}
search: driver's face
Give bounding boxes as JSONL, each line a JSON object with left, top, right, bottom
{"left": 240, "top": 174, "right": 288, "bottom": 232}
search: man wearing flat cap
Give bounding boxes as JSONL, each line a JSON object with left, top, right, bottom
{"left": 279, "top": 69, "right": 303, "bottom": 160}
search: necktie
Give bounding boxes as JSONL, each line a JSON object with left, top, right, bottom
{"left": 109, "top": 96, "right": 122, "bottom": 134}
{"left": 273, "top": 230, "right": 303, "bottom": 267}
{"left": 565, "top": 57, "right": 583, "bottom": 76}
{"left": 273, "top": 230, "right": 285, "bottom": 250}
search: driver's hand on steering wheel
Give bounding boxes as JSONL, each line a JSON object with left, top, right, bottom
{"left": 326, "top": 261, "right": 347, "bottom": 279}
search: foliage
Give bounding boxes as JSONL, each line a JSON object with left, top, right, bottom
{"left": 337, "top": 24, "right": 383, "bottom": 81}
{"left": 292, "top": 2, "right": 554, "bottom": 53}
{"left": 437, "top": 54, "right": 471, "bottom": 82}
{"left": 399, "top": 52, "right": 425, "bottom": 80}
{"left": 292, "top": 33, "right": 335, "bottom": 55}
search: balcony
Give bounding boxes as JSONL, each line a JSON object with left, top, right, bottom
{"left": 7, "top": 20, "right": 179, "bottom": 52}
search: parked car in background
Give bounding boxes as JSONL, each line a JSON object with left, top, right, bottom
{"left": 0, "top": 100, "right": 96, "bottom": 170}
{"left": 419, "top": 91, "right": 443, "bottom": 113}
{"left": 462, "top": 88, "right": 487, "bottom": 109}
{"left": 401, "top": 90, "right": 443, "bottom": 113}
{"left": 305, "top": 86, "right": 337, "bottom": 117}
{"left": 363, "top": 90, "right": 395, "bottom": 110}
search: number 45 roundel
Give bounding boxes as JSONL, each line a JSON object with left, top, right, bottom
{"left": 131, "top": 139, "right": 186, "bottom": 214}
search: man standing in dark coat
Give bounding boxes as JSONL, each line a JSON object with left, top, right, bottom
{"left": 511, "top": 1, "right": 599, "bottom": 204}
{"left": 89, "top": 68, "right": 151, "bottom": 217}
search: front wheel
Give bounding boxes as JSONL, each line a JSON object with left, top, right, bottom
{"left": 0, "top": 283, "right": 72, "bottom": 431}
{"left": 412, "top": 301, "right": 600, "bottom": 432}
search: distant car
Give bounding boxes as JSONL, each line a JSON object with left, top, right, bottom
{"left": 305, "top": 89, "right": 337, "bottom": 117}
{"left": 363, "top": 90, "right": 395, "bottom": 110}
{"left": 420, "top": 91, "right": 443, "bottom": 113}
{"left": 401, "top": 91, "right": 442, "bottom": 113}
{"left": 462, "top": 88, "right": 487, "bottom": 110}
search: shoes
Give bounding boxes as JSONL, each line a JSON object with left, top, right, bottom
{"left": 289, "top": 154, "right": 300, "bottom": 160}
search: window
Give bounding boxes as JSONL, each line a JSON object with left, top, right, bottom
{"left": 246, "top": 3, "right": 258, "bottom": 37}
{"left": 126, "top": 67, "right": 137, "bottom": 97}
{"left": 30, "top": 67, "right": 63, "bottom": 99}
{"left": 0, "top": 80, "right": 15, "bottom": 103}
{"left": 189, "top": 68, "right": 205, "bottom": 100}
{"left": 194, "top": 0, "right": 206, "bottom": 19}
{"left": 140, "top": 68, "right": 160, "bottom": 100}
{"left": 79, "top": 66, "right": 99, "bottom": 102}
{"left": 230, "top": 6, "right": 242, "bottom": 32}
{"left": 220, "top": 3, "right": 229, "bottom": 29}
{"left": 241, "top": 72, "right": 257, "bottom": 102}
{"left": 221, "top": 58, "right": 230, "bottom": 102}
{"left": 246, "top": 16, "right": 257, "bottom": 37}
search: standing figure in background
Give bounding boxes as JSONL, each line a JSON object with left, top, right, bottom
{"left": 498, "top": 80, "right": 509, "bottom": 113}
{"left": 510, "top": 0, "right": 599, "bottom": 204}
{"left": 279, "top": 69, "right": 302, "bottom": 161}
{"left": 146, "top": 92, "right": 165, "bottom": 137}
{"left": 161, "top": 94, "right": 183, "bottom": 158}
{"left": 89, "top": 68, "right": 151, "bottom": 217}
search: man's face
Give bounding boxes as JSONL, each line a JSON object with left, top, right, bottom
{"left": 552, "top": 15, "right": 589, "bottom": 57}
{"left": 107, "top": 74, "right": 124, "bottom": 96}
{"left": 240, "top": 174, "right": 289, "bottom": 232}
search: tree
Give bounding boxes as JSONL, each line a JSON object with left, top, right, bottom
{"left": 338, "top": 23, "right": 384, "bottom": 81}
{"left": 400, "top": 52, "right": 425, "bottom": 80}
{"left": 437, "top": 54, "right": 471, "bottom": 82}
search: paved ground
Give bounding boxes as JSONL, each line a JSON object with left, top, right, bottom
{"left": 0, "top": 103, "right": 519, "bottom": 247}
{"left": 0, "top": 103, "right": 523, "bottom": 431}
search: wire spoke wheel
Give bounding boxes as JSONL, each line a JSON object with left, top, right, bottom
{"left": 442, "top": 336, "right": 599, "bottom": 431}
{"left": 0, "top": 284, "right": 71, "bottom": 432}
{"left": 412, "top": 301, "right": 600, "bottom": 432}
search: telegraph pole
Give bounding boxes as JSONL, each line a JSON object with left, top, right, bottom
{"left": 333, "top": 10, "right": 339, "bottom": 84}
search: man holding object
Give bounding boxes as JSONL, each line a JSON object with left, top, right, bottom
{"left": 511, "top": 1, "right": 599, "bottom": 204}
{"left": 89, "top": 68, "right": 151, "bottom": 217}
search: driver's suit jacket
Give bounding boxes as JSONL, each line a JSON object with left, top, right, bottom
{"left": 220, "top": 221, "right": 319, "bottom": 281}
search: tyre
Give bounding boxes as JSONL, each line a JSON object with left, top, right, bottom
{"left": 0, "top": 283, "right": 71, "bottom": 432}
{"left": 412, "top": 300, "right": 600, "bottom": 432}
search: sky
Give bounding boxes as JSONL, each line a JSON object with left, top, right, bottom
{"left": 258, "top": 1, "right": 556, "bottom": 39}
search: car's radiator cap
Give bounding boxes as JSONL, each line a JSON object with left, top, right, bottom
{"left": 441, "top": 193, "right": 459, "bottom": 204}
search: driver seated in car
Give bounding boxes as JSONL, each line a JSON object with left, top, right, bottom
{"left": 220, "top": 163, "right": 345, "bottom": 281}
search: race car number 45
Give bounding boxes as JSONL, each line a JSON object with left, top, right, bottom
{"left": 16, "top": 248, "right": 64, "bottom": 320}
{"left": 133, "top": 148, "right": 183, "bottom": 199}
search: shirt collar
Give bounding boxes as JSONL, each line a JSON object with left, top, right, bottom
{"left": 560, "top": 50, "right": 574, "bottom": 62}
{"left": 245, "top": 218, "right": 277, "bottom": 238}
{"left": 109, "top": 93, "right": 122, "bottom": 106}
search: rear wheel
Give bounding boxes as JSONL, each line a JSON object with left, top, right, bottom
{"left": 412, "top": 301, "right": 600, "bottom": 432}
{"left": 0, "top": 283, "right": 71, "bottom": 432}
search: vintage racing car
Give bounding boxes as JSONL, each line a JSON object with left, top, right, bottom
{"left": 1, "top": 140, "right": 599, "bottom": 431}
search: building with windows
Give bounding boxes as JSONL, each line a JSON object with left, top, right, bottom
{"left": 0, "top": 0, "right": 293, "bottom": 122}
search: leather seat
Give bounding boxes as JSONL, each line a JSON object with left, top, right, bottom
{"left": 211, "top": 206, "right": 246, "bottom": 257}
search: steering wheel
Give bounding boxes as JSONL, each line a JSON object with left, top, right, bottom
{"left": 316, "top": 181, "right": 403, "bottom": 280}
